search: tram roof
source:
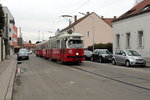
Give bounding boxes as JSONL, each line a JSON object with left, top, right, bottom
{"left": 58, "top": 32, "right": 83, "bottom": 38}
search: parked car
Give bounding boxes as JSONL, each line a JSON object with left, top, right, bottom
{"left": 28, "top": 50, "right": 32, "bottom": 54}
{"left": 84, "top": 50, "right": 93, "bottom": 60}
{"left": 112, "top": 50, "right": 146, "bottom": 67}
{"left": 91, "top": 49, "right": 112, "bottom": 63}
{"left": 17, "top": 49, "right": 29, "bottom": 60}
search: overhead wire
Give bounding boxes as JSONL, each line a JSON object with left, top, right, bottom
{"left": 49, "top": 0, "right": 91, "bottom": 31}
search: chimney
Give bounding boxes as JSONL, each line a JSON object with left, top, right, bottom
{"left": 101, "top": 16, "right": 104, "bottom": 19}
{"left": 74, "top": 15, "right": 77, "bottom": 22}
{"left": 114, "top": 16, "right": 117, "bottom": 19}
{"left": 87, "top": 12, "right": 90, "bottom": 15}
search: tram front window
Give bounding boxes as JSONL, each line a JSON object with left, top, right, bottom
{"left": 68, "top": 40, "right": 83, "bottom": 48}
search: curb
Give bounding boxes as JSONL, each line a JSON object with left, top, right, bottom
{"left": 4, "top": 60, "right": 17, "bottom": 100}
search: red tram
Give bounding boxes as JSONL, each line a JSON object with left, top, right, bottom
{"left": 35, "top": 31, "right": 84, "bottom": 63}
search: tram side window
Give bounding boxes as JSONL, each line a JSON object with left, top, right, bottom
{"left": 52, "top": 41, "right": 56, "bottom": 48}
{"left": 56, "top": 40, "right": 60, "bottom": 48}
{"left": 61, "top": 40, "right": 66, "bottom": 49}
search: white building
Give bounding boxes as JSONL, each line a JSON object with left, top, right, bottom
{"left": 3, "top": 7, "right": 15, "bottom": 55}
{"left": 113, "top": 0, "right": 150, "bottom": 57}
{"left": 0, "top": 6, "right": 15, "bottom": 62}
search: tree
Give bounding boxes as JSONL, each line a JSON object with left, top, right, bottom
{"left": 0, "top": 4, "right": 5, "bottom": 36}
{"left": 36, "top": 41, "right": 41, "bottom": 44}
{"left": 29, "top": 40, "right": 32, "bottom": 44}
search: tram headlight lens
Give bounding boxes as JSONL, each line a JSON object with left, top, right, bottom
{"left": 76, "top": 53, "right": 79, "bottom": 56}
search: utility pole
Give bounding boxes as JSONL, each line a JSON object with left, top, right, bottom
{"left": 18, "top": 27, "right": 23, "bottom": 48}
{"left": 5, "top": 13, "right": 10, "bottom": 57}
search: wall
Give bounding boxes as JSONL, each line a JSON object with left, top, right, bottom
{"left": 3, "top": 7, "right": 15, "bottom": 55}
{"left": 113, "top": 12, "right": 150, "bottom": 57}
{"left": 74, "top": 13, "right": 112, "bottom": 48}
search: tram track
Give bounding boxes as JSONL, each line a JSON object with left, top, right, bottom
{"left": 67, "top": 64, "right": 150, "bottom": 91}
{"left": 34, "top": 56, "right": 150, "bottom": 91}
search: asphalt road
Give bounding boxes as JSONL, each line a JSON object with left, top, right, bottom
{"left": 12, "top": 55, "right": 150, "bottom": 100}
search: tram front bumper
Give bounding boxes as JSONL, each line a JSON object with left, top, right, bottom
{"left": 67, "top": 56, "right": 84, "bottom": 62}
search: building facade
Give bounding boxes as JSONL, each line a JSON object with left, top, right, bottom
{"left": 12, "top": 26, "right": 18, "bottom": 47}
{"left": 113, "top": 0, "right": 150, "bottom": 57}
{"left": 0, "top": 6, "right": 17, "bottom": 61}
{"left": 3, "top": 7, "right": 16, "bottom": 56}
{"left": 61, "top": 12, "right": 114, "bottom": 48}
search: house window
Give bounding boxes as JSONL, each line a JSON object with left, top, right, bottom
{"left": 126, "top": 33, "right": 131, "bottom": 48}
{"left": 138, "top": 31, "right": 144, "bottom": 47}
{"left": 116, "top": 34, "right": 120, "bottom": 48}
{"left": 87, "top": 31, "right": 90, "bottom": 37}
{"left": 9, "top": 28, "right": 11, "bottom": 32}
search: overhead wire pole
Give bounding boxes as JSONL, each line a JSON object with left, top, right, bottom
{"left": 5, "top": 13, "right": 10, "bottom": 57}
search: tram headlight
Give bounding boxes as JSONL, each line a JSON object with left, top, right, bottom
{"left": 76, "top": 52, "right": 79, "bottom": 56}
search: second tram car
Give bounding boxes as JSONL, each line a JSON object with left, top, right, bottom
{"left": 35, "top": 31, "right": 84, "bottom": 63}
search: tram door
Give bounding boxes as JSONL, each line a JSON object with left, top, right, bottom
{"left": 60, "top": 39, "right": 66, "bottom": 61}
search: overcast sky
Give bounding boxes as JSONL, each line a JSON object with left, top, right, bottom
{"left": 1, "top": 0, "right": 136, "bottom": 43}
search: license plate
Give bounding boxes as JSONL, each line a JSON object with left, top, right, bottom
{"left": 137, "top": 61, "right": 143, "bottom": 63}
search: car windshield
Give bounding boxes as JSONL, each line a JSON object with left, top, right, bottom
{"left": 126, "top": 50, "right": 141, "bottom": 56}
{"left": 68, "top": 40, "right": 83, "bottom": 48}
{"left": 84, "top": 51, "right": 92, "bottom": 55}
{"left": 99, "top": 50, "right": 111, "bottom": 54}
{"left": 20, "top": 49, "right": 28, "bottom": 53}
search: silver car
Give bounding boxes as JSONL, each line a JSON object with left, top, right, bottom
{"left": 112, "top": 50, "right": 146, "bottom": 67}
{"left": 84, "top": 50, "right": 93, "bottom": 60}
{"left": 17, "top": 49, "right": 29, "bottom": 60}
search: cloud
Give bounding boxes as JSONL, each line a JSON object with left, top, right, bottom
{"left": 1, "top": 0, "right": 135, "bottom": 43}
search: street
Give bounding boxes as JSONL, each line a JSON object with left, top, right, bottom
{"left": 12, "top": 54, "right": 150, "bottom": 100}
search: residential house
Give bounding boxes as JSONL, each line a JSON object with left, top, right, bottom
{"left": 112, "top": 0, "right": 150, "bottom": 57}
{"left": 61, "top": 12, "right": 114, "bottom": 49}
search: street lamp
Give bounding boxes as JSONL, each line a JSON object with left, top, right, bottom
{"left": 79, "top": 12, "right": 95, "bottom": 51}
{"left": 61, "top": 15, "right": 73, "bottom": 25}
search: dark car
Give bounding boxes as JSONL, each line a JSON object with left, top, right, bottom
{"left": 91, "top": 49, "right": 112, "bottom": 63}
{"left": 84, "top": 50, "right": 93, "bottom": 60}
{"left": 17, "top": 49, "right": 29, "bottom": 60}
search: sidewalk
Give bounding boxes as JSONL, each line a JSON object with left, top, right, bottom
{"left": 145, "top": 57, "right": 150, "bottom": 67}
{"left": 0, "top": 55, "right": 17, "bottom": 100}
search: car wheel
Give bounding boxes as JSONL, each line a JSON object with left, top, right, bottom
{"left": 26, "top": 57, "right": 29, "bottom": 60}
{"left": 125, "top": 60, "right": 130, "bottom": 67}
{"left": 99, "top": 57, "right": 102, "bottom": 63}
{"left": 112, "top": 59, "right": 116, "bottom": 65}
